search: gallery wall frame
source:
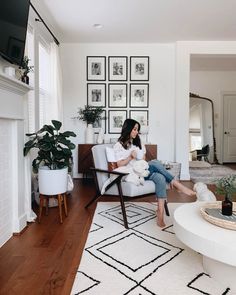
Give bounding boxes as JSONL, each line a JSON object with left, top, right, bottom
{"left": 108, "top": 110, "right": 127, "bottom": 134}
{"left": 93, "top": 110, "right": 106, "bottom": 134}
{"left": 130, "top": 56, "right": 149, "bottom": 81}
{"left": 108, "top": 83, "right": 127, "bottom": 108}
{"left": 129, "top": 110, "right": 149, "bottom": 127}
{"left": 108, "top": 56, "right": 128, "bottom": 81}
{"left": 87, "top": 56, "right": 106, "bottom": 81}
{"left": 130, "top": 83, "right": 149, "bottom": 108}
{"left": 87, "top": 83, "right": 106, "bottom": 107}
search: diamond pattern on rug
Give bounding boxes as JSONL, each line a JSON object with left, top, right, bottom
{"left": 187, "top": 272, "right": 231, "bottom": 294}
{"left": 98, "top": 203, "right": 155, "bottom": 228}
{"left": 70, "top": 271, "right": 100, "bottom": 294}
{"left": 89, "top": 223, "right": 103, "bottom": 233}
{"left": 162, "top": 224, "right": 175, "bottom": 234}
{"left": 70, "top": 202, "right": 231, "bottom": 295}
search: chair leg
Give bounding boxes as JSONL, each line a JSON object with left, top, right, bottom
{"left": 38, "top": 194, "right": 44, "bottom": 223}
{"left": 63, "top": 193, "right": 68, "bottom": 217}
{"left": 58, "top": 194, "right": 63, "bottom": 223}
{"left": 164, "top": 200, "right": 170, "bottom": 216}
{"left": 117, "top": 182, "right": 128, "bottom": 229}
{"left": 85, "top": 193, "right": 101, "bottom": 208}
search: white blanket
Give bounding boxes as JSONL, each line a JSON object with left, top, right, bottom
{"left": 101, "top": 160, "right": 150, "bottom": 195}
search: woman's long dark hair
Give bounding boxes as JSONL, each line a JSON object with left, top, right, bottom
{"left": 118, "top": 118, "right": 141, "bottom": 149}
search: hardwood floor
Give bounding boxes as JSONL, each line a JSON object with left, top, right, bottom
{"left": 0, "top": 177, "right": 225, "bottom": 295}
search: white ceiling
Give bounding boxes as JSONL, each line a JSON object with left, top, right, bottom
{"left": 32, "top": 0, "right": 236, "bottom": 70}
{"left": 36, "top": 0, "right": 236, "bottom": 43}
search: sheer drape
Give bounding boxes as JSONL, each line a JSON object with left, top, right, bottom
{"left": 49, "top": 42, "right": 63, "bottom": 122}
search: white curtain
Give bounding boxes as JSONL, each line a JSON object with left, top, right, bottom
{"left": 49, "top": 42, "right": 63, "bottom": 122}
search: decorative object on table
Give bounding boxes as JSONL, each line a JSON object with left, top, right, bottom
{"left": 23, "top": 120, "right": 76, "bottom": 194}
{"left": 97, "top": 127, "right": 104, "bottom": 144}
{"left": 130, "top": 83, "right": 149, "bottom": 108}
{"left": 130, "top": 56, "right": 149, "bottom": 81}
{"left": 19, "top": 56, "right": 34, "bottom": 84}
{"left": 108, "top": 110, "right": 127, "bottom": 134}
{"left": 87, "top": 83, "right": 106, "bottom": 107}
{"left": 87, "top": 56, "right": 106, "bottom": 81}
{"left": 75, "top": 105, "right": 105, "bottom": 143}
{"left": 215, "top": 175, "right": 236, "bottom": 216}
{"left": 108, "top": 83, "right": 127, "bottom": 108}
{"left": 200, "top": 202, "right": 236, "bottom": 230}
{"left": 108, "top": 56, "right": 128, "bottom": 81}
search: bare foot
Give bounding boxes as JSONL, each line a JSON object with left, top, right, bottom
{"left": 156, "top": 210, "right": 166, "bottom": 228}
{"left": 172, "top": 180, "right": 196, "bottom": 196}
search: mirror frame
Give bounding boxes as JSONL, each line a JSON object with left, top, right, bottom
{"left": 190, "top": 92, "right": 218, "bottom": 164}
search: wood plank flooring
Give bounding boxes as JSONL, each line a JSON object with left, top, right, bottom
{"left": 0, "top": 166, "right": 235, "bottom": 295}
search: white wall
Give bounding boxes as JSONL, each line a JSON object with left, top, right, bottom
{"left": 176, "top": 41, "right": 236, "bottom": 178}
{"left": 60, "top": 43, "right": 176, "bottom": 178}
{"left": 190, "top": 70, "right": 236, "bottom": 162}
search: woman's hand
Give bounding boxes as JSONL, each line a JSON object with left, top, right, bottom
{"left": 130, "top": 150, "right": 137, "bottom": 159}
{"left": 117, "top": 150, "right": 137, "bottom": 167}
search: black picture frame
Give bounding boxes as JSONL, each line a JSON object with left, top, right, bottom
{"left": 108, "top": 110, "right": 127, "bottom": 134}
{"left": 87, "top": 56, "right": 106, "bottom": 81}
{"left": 93, "top": 110, "right": 106, "bottom": 134}
{"left": 129, "top": 110, "right": 149, "bottom": 127}
{"left": 108, "top": 56, "right": 128, "bottom": 81}
{"left": 87, "top": 83, "right": 106, "bottom": 107}
{"left": 130, "top": 83, "right": 149, "bottom": 108}
{"left": 108, "top": 83, "right": 127, "bottom": 108}
{"left": 130, "top": 56, "right": 149, "bottom": 81}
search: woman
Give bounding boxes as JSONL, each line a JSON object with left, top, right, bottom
{"left": 113, "top": 118, "right": 195, "bottom": 228}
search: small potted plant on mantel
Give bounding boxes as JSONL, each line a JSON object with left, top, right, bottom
{"left": 75, "top": 105, "right": 105, "bottom": 143}
{"left": 24, "top": 120, "right": 76, "bottom": 196}
{"left": 19, "top": 56, "right": 34, "bottom": 84}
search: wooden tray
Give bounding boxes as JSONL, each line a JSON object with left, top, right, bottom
{"left": 200, "top": 202, "right": 236, "bottom": 231}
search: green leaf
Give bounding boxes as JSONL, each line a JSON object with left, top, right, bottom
{"left": 61, "top": 131, "right": 76, "bottom": 137}
{"left": 52, "top": 120, "right": 62, "bottom": 130}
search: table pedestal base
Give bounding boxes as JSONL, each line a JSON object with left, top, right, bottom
{"left": 203, "top": 256, "right": 236, "bottom": 291}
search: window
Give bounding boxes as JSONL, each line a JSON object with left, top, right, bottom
{"left": 39, "top": 38, "right": 51, "bottom": 127}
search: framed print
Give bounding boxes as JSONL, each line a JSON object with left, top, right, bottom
{"left": 108, "top": 56, "right": 127, "bottom": 81}
{"left": 130, "top": 83, "right": 149, "bottom": 108}
{"left": 130, "top": 56, "right": 149, "bottom": 81}
{"left": 129, "top": 110, "right": 148, "bottom": 127}
{"left": 93, "top": 110, "right": 106, "bottom": 134}
{"left": 87, "top": 83, "right": 106, "bottom": 107}
{"left": 108, "top": 110, "right": 127, "bottom": 134}
{"left": 108, "top": 83, "right": 127, "bottom": 108}
{"left": 7, "top": 37, "right": 24, "bottom": 62}
{"left": 87, "top": 56, "right": 106, "bottom": 81}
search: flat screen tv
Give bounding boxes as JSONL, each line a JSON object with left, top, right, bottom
{"left": 0, "top": 0, "right": 30, "bottom": 66}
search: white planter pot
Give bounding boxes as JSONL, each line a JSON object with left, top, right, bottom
{"left": 85, "top": 124, "right": 94, "bottom": 143}
{"left": 38, "top": 167, "right": 68, "bottom": 195}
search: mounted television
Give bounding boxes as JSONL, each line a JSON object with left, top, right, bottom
{"left": 0, "top": 0, "right": 30, "bottom": 66}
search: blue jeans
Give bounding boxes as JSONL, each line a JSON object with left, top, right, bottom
{"left": 145, "top": 160, "right": 174, "bottom": 198}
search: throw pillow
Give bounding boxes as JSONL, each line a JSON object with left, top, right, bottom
{"left": 105, "top": 147, "right": 118, "bottom": 171}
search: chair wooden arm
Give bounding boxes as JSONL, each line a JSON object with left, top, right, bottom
{"left": 90, "top": 167, "right": 128, "bottom": 176}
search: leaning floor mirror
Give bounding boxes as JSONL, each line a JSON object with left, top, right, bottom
{"left": 189, "top": 92, "right": 218, "bottom": 164}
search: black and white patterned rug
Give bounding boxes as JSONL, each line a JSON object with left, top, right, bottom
{"left": 71, "top": 202, "right": 231, "bottom": 295}
{"left": 190, "top": 164, "right": 236, "bottom": 184}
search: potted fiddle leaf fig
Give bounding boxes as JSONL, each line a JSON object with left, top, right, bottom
{"left": 24, "top": 120, "right": 76, "bottom": 195}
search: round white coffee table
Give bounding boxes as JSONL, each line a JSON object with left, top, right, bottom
{"left": 173, "top": 202, "right": 236, "bottom": 291}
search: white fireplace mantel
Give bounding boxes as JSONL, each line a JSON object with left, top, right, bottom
{"left": 0, "top": 72, "right": 33, "bottom": 246}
